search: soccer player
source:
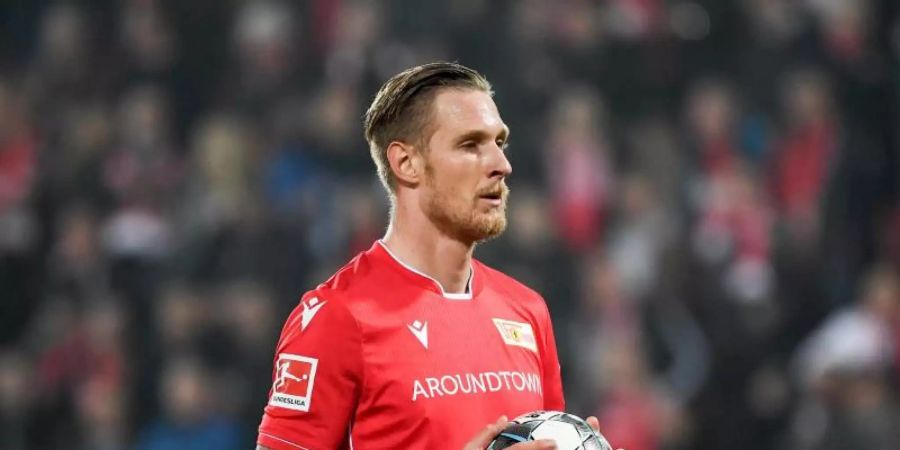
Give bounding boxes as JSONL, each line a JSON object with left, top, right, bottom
{"left": 256, "top": 62, "right": 588, "bottom": 450}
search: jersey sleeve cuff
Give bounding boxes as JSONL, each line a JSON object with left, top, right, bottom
{"left": 257, "top": 431, "right": 312, "bottom": 450}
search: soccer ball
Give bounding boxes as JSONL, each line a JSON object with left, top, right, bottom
{"left": 487, "top": 411, "right": 613, "bottom": 450}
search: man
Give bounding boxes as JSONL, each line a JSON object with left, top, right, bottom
{"left": 257, "top": 62, "right": 588, "bottom": 450}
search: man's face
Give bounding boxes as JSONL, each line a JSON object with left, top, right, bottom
{"left": 418, "top": 89, "right": 512, "bottom": 244}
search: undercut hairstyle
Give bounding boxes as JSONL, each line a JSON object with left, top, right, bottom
{"left": 363, "top": 62, "right": 493, "bottom": 194}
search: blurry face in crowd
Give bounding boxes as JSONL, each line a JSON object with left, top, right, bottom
{"left": 687, "top": 83, "right": 735, "bottom": 141}
{"left": 783, "top": 72, "right": 831, "bottom": 126}
{"left": 161, "top": 360, "right": 211, "bottom": 424}
{"left": 864, "top": 268, "right": 900, "bottom": 318}
{"left": 418, "top": 89, "right": 512, "bottom": 244}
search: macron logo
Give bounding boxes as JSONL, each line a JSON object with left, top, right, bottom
{"left": 300, "top": 297, "right": 327, "bottom": 331}
{"left": 407, "top": 320, "right": 428, "bottom": 349}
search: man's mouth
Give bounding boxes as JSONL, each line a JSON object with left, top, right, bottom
{"left": 477, "top": 186, "right": 507, "bottom": 206}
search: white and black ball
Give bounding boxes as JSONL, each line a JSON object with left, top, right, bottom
{"left": 487, "top": 411, "right": 613, "bottom": 450}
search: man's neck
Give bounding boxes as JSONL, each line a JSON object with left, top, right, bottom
{"left": 381, "top": 212, "right": 474, "bottom": 295}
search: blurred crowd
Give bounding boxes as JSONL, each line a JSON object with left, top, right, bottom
{"left": 1, "top": 1, "right": 899, "bottom": 449}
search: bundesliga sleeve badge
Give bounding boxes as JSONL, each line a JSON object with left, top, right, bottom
{"left": 269, "top": 353, "right": 318, "bottom": 412}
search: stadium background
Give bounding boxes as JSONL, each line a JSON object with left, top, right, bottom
{"left": 1, "top": 0, "right": 899, "bottom": 449}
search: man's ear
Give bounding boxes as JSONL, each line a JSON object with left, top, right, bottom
{"left": 386, "top": 141, "right": 423, "bottom": 187}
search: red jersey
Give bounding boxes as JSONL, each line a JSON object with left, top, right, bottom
{"left": 257, "top": 241, "right": 565, "bottom": 449}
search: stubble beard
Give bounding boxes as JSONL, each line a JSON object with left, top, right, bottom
{"left": 423, "top": 164, "right": 508, "bottom": 245}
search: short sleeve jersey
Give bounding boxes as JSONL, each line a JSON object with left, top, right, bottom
{"left": 257, "top": 241, "right": 565, "bottom": 450}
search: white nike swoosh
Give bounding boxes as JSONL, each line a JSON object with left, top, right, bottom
{"left": 301, "top": 300, "right": 327, "bottom": 331}
{"left": 407, "top": 321, "right": 428, "bottom": 349}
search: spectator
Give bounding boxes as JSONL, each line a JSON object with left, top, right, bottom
{"left": 0, "top": 351, "right": 35, "bottom": 450}
{"left": 543, "top": 86, "right": 615, "bottom": 252}
{"left": 135, "top": 356, "right": 243, "bottom": 450}
{"left": 792, "top": 264, "right": 899, "bottom": 389}
{"left": 772, "top": 69, "right": 837, "bottom": 248}
{"left": 789, "top": 263, "right": 900, "bottom": 450}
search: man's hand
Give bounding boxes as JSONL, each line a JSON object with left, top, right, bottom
{"left": 586, "top": 416, "right": 600, "bottom": 433}
{"left": 586, "top": 416, "right": 626, "bottom": 450}
{"left": 463, "top": 416, "right": 557, "bottom": 450}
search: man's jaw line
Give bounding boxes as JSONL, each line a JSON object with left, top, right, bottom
{"left": 385, "top": 208, "right": 483, "bottom": 251}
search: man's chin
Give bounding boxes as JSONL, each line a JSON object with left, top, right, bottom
{"left": 471, "top": 217, "right": 507, "bottom": 243}
{"left": 427, "top": 204, "right": 507, "bottom": 244}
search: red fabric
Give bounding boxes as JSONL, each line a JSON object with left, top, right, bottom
{"left": 704, "top": 199, "right": 771, "bottom": 262}
{"left": 0, "top": 132, "right": 37, "bottom": 212}
{"left": 701, "top": 137, "right": 738, "bottom": 178}
{"left": 825, "top": 26, "right": 864, "bottom": 63}
{"left": 698, "top": 157, "right": 773, "bottom": 264}
{"left": 258, "top": 242, "right": 564, "bottom": 450}
{"left": 311, "top": 0, "right": 344, "bottom": 52}
{"left": 102, "top": 146, "right": 181, "bottom": 203}
{"left": 37, "top": 331, "right": 124, "bottom": 397}
{"left": 612, "top": 0, "right": 665, "bottom": 37}
{"left": 774, "top": 122, "right": 836, "bottom": 218}
{"left": 548, "top": 137, "right": 612, "bottom": 251}
{"left": 597, "top": 388, "right": 661, "bottom": 450}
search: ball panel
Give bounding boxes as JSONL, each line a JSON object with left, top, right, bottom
{"left": 582, "top": 436, "right": 610, "bottom": 450}
{"left": 515, "top": 410, "right": 562, "bottom": 422}
{"left": 556, "top": 412, "right": 595, "bottom": 437}
{"left": 487, "top": 433, "right": 527, "bottom": 450}
{"left": 506, "top": 421, "right": 543, "bottom": 439}
{"left": 486, "top": 419, "right": 545, "bottom": 450}
{"left": 530, "top": 421, "right": 583, "bottom": 449}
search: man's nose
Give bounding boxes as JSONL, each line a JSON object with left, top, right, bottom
{"left": 487, "top": 143, "right": 512, "bottom": 179}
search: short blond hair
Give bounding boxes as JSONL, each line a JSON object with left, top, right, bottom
{"left": 363, "top": 62, "right": 492, "bottom": 193}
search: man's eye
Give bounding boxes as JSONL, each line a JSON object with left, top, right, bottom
{"left": 461, "top": 141, "right": 477, "bottom": 148}
{"left": 498, "top": 140, "right": 509, "bottom": 150}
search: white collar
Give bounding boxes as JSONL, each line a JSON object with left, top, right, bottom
{"left": 377, "top": 240, "right": 473, "bottom": 300}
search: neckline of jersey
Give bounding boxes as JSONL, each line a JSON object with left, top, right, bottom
{"left": 375, "top": 240, "right": 474, "bottom": 300}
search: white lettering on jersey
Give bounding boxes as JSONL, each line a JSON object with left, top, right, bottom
{"left": 407, "top": 320, "right": 428, "bottom": 349}
{"left": 300, "top": 297, "right": 327, "bottom": 331}
{"left": 269, "top": 353, "right": 318, "bottom": 412}
{"left": 411, "top": 371, "right": 542, "bottom": 401}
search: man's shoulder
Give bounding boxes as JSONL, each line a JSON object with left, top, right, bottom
{"left": 304, "top": 246, "right": 389, "bottom": 305}
{"left": 474, "top": 259, "right": 545, "bottom": 304}
{"left": 280, "top": 249, "right": 385, "bottom": 337}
